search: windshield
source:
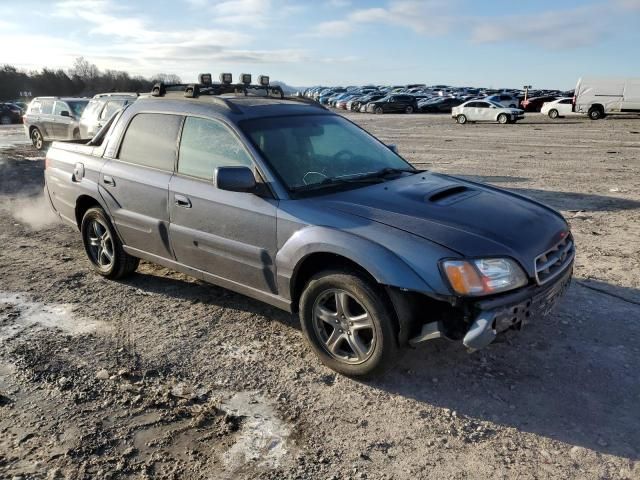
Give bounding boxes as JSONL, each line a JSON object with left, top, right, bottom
{"left": 68, "top": 100, "right": 89, "bottom": 117}
{"left": 240, "top": 115, "right": 414, "bottom": 192}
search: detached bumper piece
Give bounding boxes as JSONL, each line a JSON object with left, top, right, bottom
{"left": 463, "top": 266, "right": 572, "bottom": 351}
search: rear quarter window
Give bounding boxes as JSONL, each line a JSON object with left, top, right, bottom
{"left": 118, "top": 113, "right": 183, "bottom": 171}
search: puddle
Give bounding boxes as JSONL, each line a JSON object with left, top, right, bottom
{"left": 221, "top": 391, "right": 291, "bottom": 470}
{"left": 0, "top": 292, "right": 109, "bottom": 340}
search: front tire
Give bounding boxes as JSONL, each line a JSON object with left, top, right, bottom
{"left": 405, "top": 106, "right": 414, "bottom": 114}
{"left": 498, "top": 113, "right": 509, "bottom": 124}
{"left": 1, "top": 115, "right": 11, "bottom": 125}
{"left": 299, "top": 270, "right": 400, "bottom": 377}
{"left": 81, "top": 207, "right": 139, "bottom": 279}
{"left": 456, "top": 114, "right": 467, "bottom": 124}
{"left": 374, "top": 106, "right": 383, "bottom": 114}
{"left": 548, "top": 109, "right": 559, "bottom": 119}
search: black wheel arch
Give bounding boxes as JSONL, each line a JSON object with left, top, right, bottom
{"left": 75, "top": 194, "right": 105, "bottom": 230}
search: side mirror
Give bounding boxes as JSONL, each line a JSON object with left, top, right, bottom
{"left": 60, "top": 110, "right": 70, "bottom": 117}
{"left": 387, "top": 144, "right": 398, "bottom": 154}
{"left": 215, "top": 166, "right": 257, "bottom": 193}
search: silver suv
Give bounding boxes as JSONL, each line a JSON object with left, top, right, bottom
{"left": 23, "top": 97, "right": 89, "bottom": 150}
{"left": 79, "top": 93, "right": 138, "bottom": 139}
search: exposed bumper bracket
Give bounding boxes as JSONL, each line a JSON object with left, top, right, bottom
{"left": 462, "top": 312, "right": 497, "bottom": 351}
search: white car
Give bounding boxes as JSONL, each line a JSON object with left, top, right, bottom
{"left": 452, "top": 100, "right": 524, "bottom": 124}
{"left": 540, "top": 97, "right": 578, "bottom": 119}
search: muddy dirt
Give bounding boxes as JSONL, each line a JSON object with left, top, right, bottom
{"left": 0, "top": 115, "right": 639, "bottom": 479}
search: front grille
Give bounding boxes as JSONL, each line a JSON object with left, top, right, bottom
{"left": 535, "top": 233, "right": 575, "bottom": 285}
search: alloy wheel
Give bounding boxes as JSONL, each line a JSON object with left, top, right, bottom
{"left": 312, "top": 289, "right": 376, "bottom": 364}
{"left": 86, "top": 219, "right": 114, "bottom": 269}
{"left": 31, "top": 129, "right": 43, "bottom": 150}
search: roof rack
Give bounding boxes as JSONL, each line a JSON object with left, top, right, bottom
{"left": 93, "top": 92, "right": 139, "bottom": 99}
{"left": 148, "top": 78, "right": 325, "bottom": 112}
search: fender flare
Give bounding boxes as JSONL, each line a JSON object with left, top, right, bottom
{"left": 275, "top": 226, "right": 434, "bottom": 300}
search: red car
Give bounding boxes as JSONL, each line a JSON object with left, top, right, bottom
{"left": 520, "top": 96, "right": 558, "bottom": 112}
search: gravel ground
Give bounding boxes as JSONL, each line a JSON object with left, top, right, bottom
{"left": 0, "top": 113, "right": 639, "bottom": 480}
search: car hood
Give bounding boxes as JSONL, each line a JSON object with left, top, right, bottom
{"left": 313, "top": 173, "right": 568, "bottom": 277}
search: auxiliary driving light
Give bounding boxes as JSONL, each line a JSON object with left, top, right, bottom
{"left": 199, "top": 73, "right": 212, "bottom": 85}
{"left": 240, "top": 73, "right": 252, "bottom": 85}
{"left": 220, "top": 73, "right": 233, "bottom": 84}
{"left": 258, "top": 75, "right": 270, "bottom": 86}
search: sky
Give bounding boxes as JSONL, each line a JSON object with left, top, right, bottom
{"left": 1, "top": 0, "right": 639, "bottom": 89}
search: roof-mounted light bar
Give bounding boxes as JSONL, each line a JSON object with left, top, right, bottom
{"left": 240, "top": 73, "right": 252, "bottom": 85}
{"left": 258, "top": 75, "right": 269, "bottom": 86}
{"left": 220, "top": 73, "right": 233, "bottom": 84}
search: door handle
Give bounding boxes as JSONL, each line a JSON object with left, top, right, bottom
{"left": 103, "top": 175, "right": 116, "bottom": 187}
{"left": 175, "top": 194, "right": 192, "bottom": 208}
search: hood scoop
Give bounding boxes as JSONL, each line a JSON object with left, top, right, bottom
{"left": 428, "top": 185, "right": 479, "bottom": 205}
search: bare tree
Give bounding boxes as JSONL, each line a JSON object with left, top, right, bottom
{"left": 151, "top": 73, "right": 182, "bottom": 84}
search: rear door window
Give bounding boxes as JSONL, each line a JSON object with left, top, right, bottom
{"left": 53, "top": 101, "right": 68, "bottom": 116}
{"left": 118, "top": 113, "right": 183, "bottom": 171}
{"left": 178, "top": 116, "right": 252, "bottom": 181}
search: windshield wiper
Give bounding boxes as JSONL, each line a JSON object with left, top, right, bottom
{"left": 357, "top": 167, "right": 418, "bottom": 180}
{"left": 291, "top": 175, "right": 384, "bottom": 193}
{"left": 290, "top": 167, "right": 418, "bottom": 193}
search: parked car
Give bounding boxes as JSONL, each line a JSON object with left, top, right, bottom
{"left": 487, "top": 94, "right": 520, "bottom": 108}
{"left": 452, "top": 100, "right": 524, "bottom": 124}
{"left": 79, "top": 93, "right": 138, "bottom": 139}
{"left": 418, "top": 97, "right": 464, "bottom": 113}
{"left": 0, "top": 103, "right": 23, "bottom": 124}
{"left": 350, "top": 93, "right": 385, "bottom": 112}
{"left": 573, "top": 77, "right": 640, "bottom": 120}
{"left": 366, "top": 94, "right": 418, "bottom": 114}
{"left": 541, "top": 97, "right": 578, "bottom": 119}
{"left": 23, "top": 97, "right": 89, "bottom": 150}
{"left": 520, "top": 95, "right": 558, "bottom": 112}
{"left": 44, "top": 79, "right": 573, "bottom": 377}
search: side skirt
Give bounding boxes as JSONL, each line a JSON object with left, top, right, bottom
{"left": 123, "top": 246, "right": 293, "bottom": 313}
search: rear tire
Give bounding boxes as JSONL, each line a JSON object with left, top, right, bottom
{"left": 548, "top": 109, "right": 559, "bottom": 119}
{"left": 456, "top": 114, "right": 467, "bottom": 124}
{"left": 31, "top": 127, "right": 45, "bottom": 150}
{"left": 81, "top": 207, "right": 139, "bottom": 279}
{"left": 299, "top": 269, "right": 400, "bottom": 377}
{"left": 374, "top": 106, "right": 383, "bottom": 114}
{"left": 405, "top": 106, "right": 414, "bottom": 114}
{"left": 588, "top": 106, "right": 604, "bottom": 120}
{"left": 0, "top": 115, "right": 11, "bottom": 125}
{"left": 498, "top": 113, "right": 509, "bottom": 124}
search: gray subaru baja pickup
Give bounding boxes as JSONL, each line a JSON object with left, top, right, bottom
{"left": 43, "top": 75, "right": 574, "bottom": 376}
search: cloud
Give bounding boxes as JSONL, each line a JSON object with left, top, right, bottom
{"left": 309, "top": 0, "right": 456, "bottom": 38}
{"left": 309, "top": 20, "right": 354, "bottom": 37}
{"left": 470, "top": 6, "right": 611, "bottom": 49}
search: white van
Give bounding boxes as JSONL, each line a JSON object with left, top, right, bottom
{"left": 574, "top": 77, "right": 640, "bottom": 120}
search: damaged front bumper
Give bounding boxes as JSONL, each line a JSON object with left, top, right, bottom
{"left": 463, "top": 264, "right": 572, "bottom": 350}
{"left": 409, "top": 264, "right": 573, "bottom": 350}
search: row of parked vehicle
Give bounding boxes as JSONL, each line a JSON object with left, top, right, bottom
{"left": 300, "top": 85, "right": 572, "bottom": 116}
{"left": 21, "top": 93, "right": 138, "bottom": 150}
{"left": 302, "top": 77, "right": 640, "bottom": 123}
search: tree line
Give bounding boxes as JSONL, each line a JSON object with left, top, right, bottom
{"left": 0, "top": 57, "right": 181, "bottom": 101}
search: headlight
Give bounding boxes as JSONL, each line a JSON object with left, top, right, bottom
{"left": 441, "top": 258, "right": 527, "bottom": 296}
